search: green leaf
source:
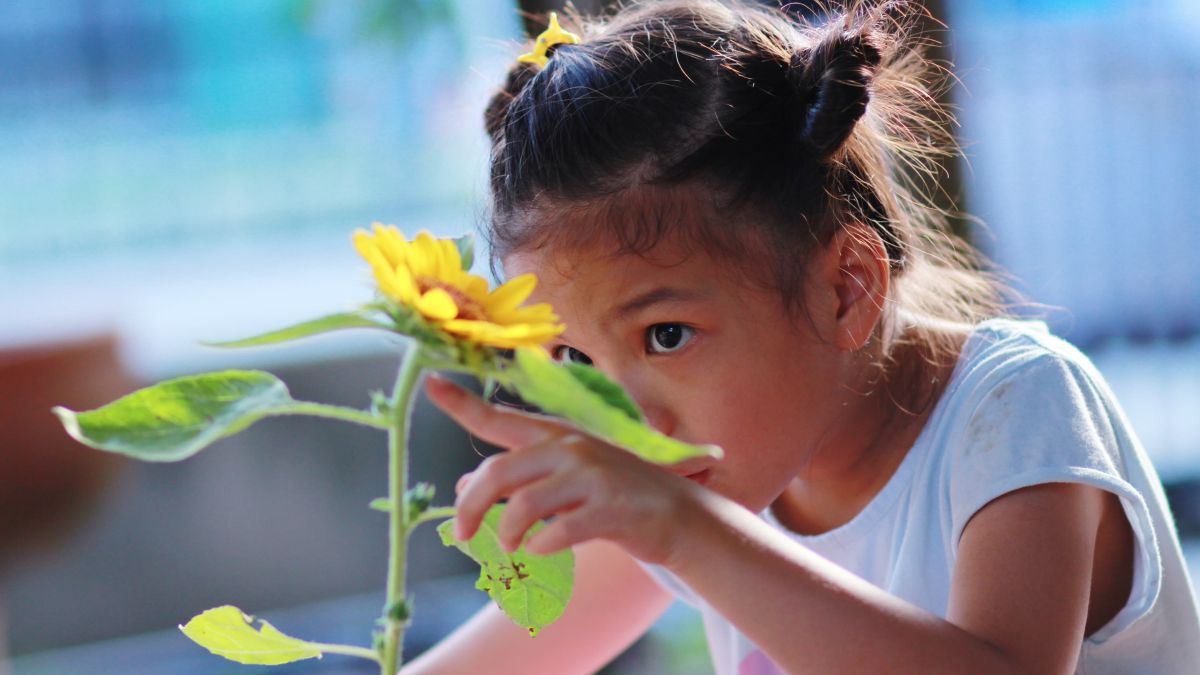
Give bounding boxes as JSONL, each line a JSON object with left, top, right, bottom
{"left": 564, "top": 363, "right": 643, "bottom": 422}
{"left": 438, "top": 506, "right": 573, "bottom": 637}
{"left": 509, "top": 349, "right": 721, "bottom": 465}
{"left": 369, "top": 498, "right": 392, "bottom": 512}
{"left": 203, "top": 311, "right": 393, "bottom": 348}
{"left": 179, "top": 605, "right": 322, "bottom": 665}
{"left": 54, "top": 371, "right": 294, "bottom": 462}
{"left": 452, "top": 233, "right": 475, "bottom": 270}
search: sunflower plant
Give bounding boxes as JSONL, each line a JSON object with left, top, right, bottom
{"left": 53, "top": 224, "right": 720, "bottom": 674}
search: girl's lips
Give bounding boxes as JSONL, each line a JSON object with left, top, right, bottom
{"left": 685, "top": 468, "right": 711, "bottom": 486}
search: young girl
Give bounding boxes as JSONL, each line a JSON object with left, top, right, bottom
{"left": 406, "top": 1, "right": 1200, "bottom": 673}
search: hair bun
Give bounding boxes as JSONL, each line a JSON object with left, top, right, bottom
{"left": 788, "top": 24, "right": 883, "bottom": 159}
{"left": 484, "top": 62, "right": 538, "bottom": 140}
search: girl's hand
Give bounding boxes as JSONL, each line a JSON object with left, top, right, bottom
{"left": 424, "top": 374, "right": 709, "bottom": 566}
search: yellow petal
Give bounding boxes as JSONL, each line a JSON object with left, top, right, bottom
{"left": 442, "top": 319, "right": 563, "bottom": 348}
{"left": 486, "top": 274, "right": 538, "bottom": 316}
{"left": 461, "top": 273, "right": 490, "bottom": 301}
{"left": 410, "top": 231, "right": 441, "bottom": 279}
{"left": 484, "top": 330, "right": 563, "bottom": 349}
{"left": 354, "top": 233, "right": 399, "bottom": 285}
{"left": 354, "top": 228, "right": 420, "bottom": 305}
{"left": 374, "top": 223, "right": 410, "bottom": 269}
{"left": 491, "top": 323, "right": 565, "bottom": 341}
{"left": 439, "top": 239, "right": 463, "bottom": 274}
{"left": 441, "top": 319, "right": 492, "bottom": 337}
{"left": 352, "top": 230, "right": 387, "bottom": 269}
{"left": 441, "top": 321, "right": 510, "bottom": 344}
{"left": 379, "top": 262, "right": 419, "bottom": 304}
{"left": 416, "top": 288, "right": 458, "bottom": 321}
{"left": 494, "top": 302, "right": 559, "bottom": 325}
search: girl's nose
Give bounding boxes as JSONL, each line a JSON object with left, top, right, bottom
{"left": 639, "top": 403, "right": 676, "bottom": 437}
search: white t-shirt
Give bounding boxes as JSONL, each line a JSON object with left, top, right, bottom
{"left": 640, "top": 317, "right": 1200, "bottom": 675}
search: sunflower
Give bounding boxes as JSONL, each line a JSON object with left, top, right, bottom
{"left": 353, "top": 223, "right": 565, "bottom": 349}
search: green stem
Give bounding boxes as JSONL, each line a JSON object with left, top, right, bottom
{"left": 381, "top": 344, "right": 425, "bottom": 675}
{"left": 270, "top": 402, "right": 389, "bottom": 430}
{"left": 407, "top": 506, "right": 457, "bottom": 533}
{"left": 309, "top": 642, "right": 382, "bottom": 663}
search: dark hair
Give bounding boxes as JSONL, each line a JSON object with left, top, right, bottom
{"left": 481, "top": 0, "right": 1014, "bottom": 414}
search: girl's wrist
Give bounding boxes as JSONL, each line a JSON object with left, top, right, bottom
{"left": 658, "top": 485, "right": 739, "bottom": 575}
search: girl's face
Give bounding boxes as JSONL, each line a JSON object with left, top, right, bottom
{"left": 503, "top": 236, "right": 868, "bottom": 514}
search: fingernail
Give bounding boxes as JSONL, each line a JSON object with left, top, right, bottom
{"left": 456, "top": 473, "right": 473, "bottom": 495}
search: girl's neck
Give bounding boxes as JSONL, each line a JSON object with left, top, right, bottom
{"left": 771, "top": 326, "right": 968, "bottom": 536}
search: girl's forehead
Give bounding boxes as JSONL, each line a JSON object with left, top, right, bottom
{"left": 498, "top": 183, "right": 792, "bottom": 308}
{"left": 502, "top": 240, "right": 692, "bottom": 291}
{"left": 501, "top": 234, "right": 768, "bottom": 319}
{"left": 515, "top": 182, "right": 741, "bottom": 258}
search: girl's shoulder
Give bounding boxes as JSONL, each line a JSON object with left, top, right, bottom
{"left": 926, "top": 316, "right": 1118, "bottom": 442}
{"left": 931, "top": 316, "right": 1135, "bottom": 495}
{"left": 952, "top": 316, "right": 1098, "bottom": 393}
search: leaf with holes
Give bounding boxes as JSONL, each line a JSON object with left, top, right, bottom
{"left": 438, "top": 506, "right": 573, "bottom": 637}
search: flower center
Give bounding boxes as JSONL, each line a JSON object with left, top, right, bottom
{"left": 417, "top": 277, "right": 486, "bottom": 322}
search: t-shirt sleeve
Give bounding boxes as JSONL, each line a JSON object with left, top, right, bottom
{"left": 948, "top": 351, "right": 1162, "bottom": 642}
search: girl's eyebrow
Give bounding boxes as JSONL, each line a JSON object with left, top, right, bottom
{"left": 607, "top": 286, "right": 710, "bottom": 321}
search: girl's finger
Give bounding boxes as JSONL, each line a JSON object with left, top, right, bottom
{"left": 497, "top": 471, "right": 588, "bottom": 552}
{"left": 524, "top": 505, "right": 603, "bottom": 555}
{"left": 455, "top": 472, "right": 473, "bottom": 495}
{"left": 425, "top": 375, "right": 560, "bottom": 449}
{"left": 454, "top": 438, "right": 568, "bottom": 541}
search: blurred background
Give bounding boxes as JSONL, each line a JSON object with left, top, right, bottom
{"left": 0, "top": 0, "right": 1197, "bottom": 673}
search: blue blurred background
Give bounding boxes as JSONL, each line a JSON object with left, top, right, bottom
{"left": 0, "top": 0, "right": 494, "bottom": 377}
{"left": 0, "top": 1, "right": 1197, "bottom": 673}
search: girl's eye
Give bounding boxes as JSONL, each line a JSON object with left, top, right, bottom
{"left": 646, "top": 323, "right": 694, "bottom": 354}
{"left": 553, "top": 345, "right": 593, "bottom": 365}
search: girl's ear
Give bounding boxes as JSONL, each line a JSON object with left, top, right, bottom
{"left": 815, "top": 223, "right": 890, "bottom": 352}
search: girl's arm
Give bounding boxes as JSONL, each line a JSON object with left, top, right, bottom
{"left": 426, "top": 377, "right": 1122, "bottom": 675}
{"left": 400, "top": 539, "right": 674, "bottom": 675}
{"left": 670, "top": 481, "right": 1111, "bottom": 675}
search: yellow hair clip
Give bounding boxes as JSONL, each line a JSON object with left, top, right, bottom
{"left": 517, "top": 12, "right": 580, "bottom": 69}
